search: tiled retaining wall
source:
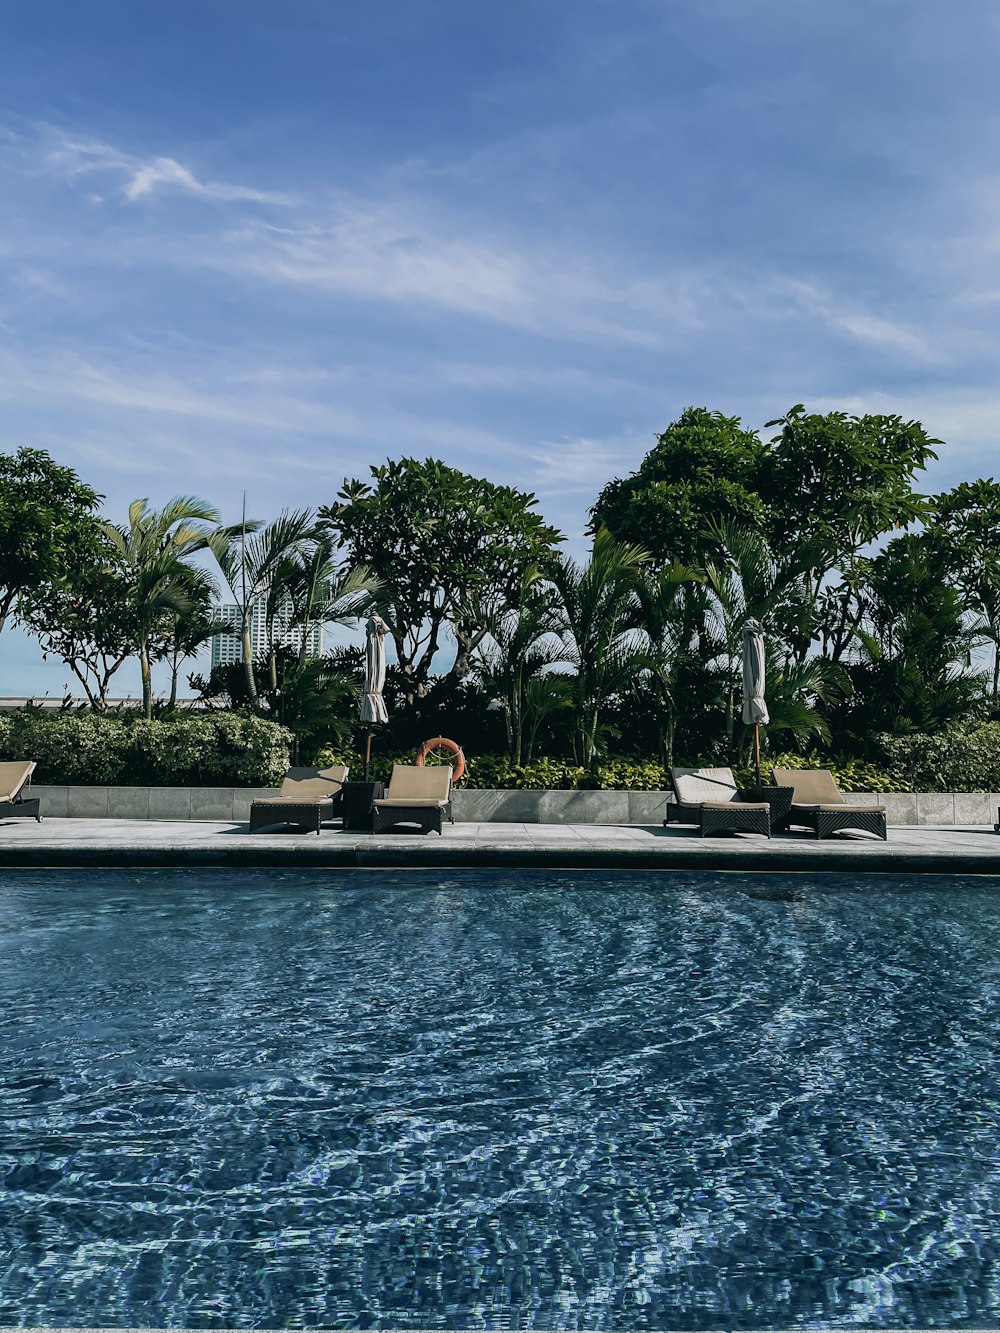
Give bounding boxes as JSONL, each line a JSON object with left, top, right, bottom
{"left": 28, "top": 786, "right": 1000, "bottom": 825}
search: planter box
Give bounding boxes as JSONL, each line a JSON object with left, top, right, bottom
{"left": 23, "top": 785, "right": 1000, "bottom": 826}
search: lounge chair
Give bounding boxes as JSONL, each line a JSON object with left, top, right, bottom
{"left": 772, "top": 767, "right": 887, "bottom": 840}
{"left": 0, "top": 761, "right": 41, "bottom": 823}
{"left": 665, "top": 766, "right": 771, "bottom": 838}
{"left": 249, "top": 765, "right": 348, "bottom": 834}
{"left": 372, "top": 764, "right": 453, "bottom": 835}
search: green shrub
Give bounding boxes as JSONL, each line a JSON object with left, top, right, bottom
{"left": 746, "top": 751, "right": 909, "bottom": 793}
{"left": 313, "top": 746, "right": 670, "bottom": 790}
{"left": 876, "top": 724, "right": 1000, "bottom": 792}
{"left": 0, "top": 709, "right": 293, "bottom": 786}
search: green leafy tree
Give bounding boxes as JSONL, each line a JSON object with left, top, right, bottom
{"left": 265, "top": 533, "right": 378, "bottom": 686}
{"left": 320, "top": 458, "right": 563, "bottom": 698}
{"left": 550, "top": 527, "right": 650, "bottom": 766}
{"left": 0, "top": 447, "right": 102, "bottom": 639}
{"left": 19, "top": 541, "right": 140, "bottom": 709}
{"left": 931, "top": 479, "right": 1000, "bottom": 695}
{"left": 633, "top": 563, "right": 702, "bottom": 766}
{"left": 836, "top": 532, "right": 984, "bottom": 741}
{"left": 162, "top": 566, "right": 225, "bottom": 708}
{"left": 471, "top": 567, "right": 567, "bottom": 764}
{"left": 760, "top": 405, "right": 940, "bottom": 660}
{"left": 590, "top": 408, "right": 767, "bottom": 567}
{"left": 208, "top": 509, "right": 311, "bottom": 710}
{"left": 701, "top": 523, "right": 846, "bottom": 753}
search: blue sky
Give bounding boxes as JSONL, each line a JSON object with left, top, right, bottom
{"left": 3, "top": 0, "right": 999, "bottom": 695}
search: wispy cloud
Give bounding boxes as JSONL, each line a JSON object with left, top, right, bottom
{"left": 123, "top": 155, "right": 290, "bottom": 205}
{"left": 211, "top": 207, "right": 684, "bottom": 345}
{"left": 529, "top": 432, "right": 640, "bottom": 499}
{"left": 780, "top": 278, "right": 939, "bottom": 363}
{"left": 19, "top": 124, "right": 293, "bottom": 207}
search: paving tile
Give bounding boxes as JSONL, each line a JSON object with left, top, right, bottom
{"left": 2, "top": 816, "right": 1000, "bottom": 874}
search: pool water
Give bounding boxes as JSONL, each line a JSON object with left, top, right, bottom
{"left": 1, "top": 869, "right": 1000, "bottom": 1329}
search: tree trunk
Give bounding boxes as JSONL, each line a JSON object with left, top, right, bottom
{"left": 450, "top": 625, "right": 487, "bottom": 682}
{"left": 241, "top": 615, "right": 259, "bottom": 708}
{"left": 139, "top": 642, "right": 153, "bottom": 719}
{"left": 169, "top": 649, "right": 180, "bottom": 708}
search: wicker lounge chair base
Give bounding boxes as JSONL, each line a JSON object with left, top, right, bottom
{"left": 248, "top": 764, "right": 348, "bottom": 835}
{"left": 791, "top": 807, "right": 888, "bottom": 840}
{"left": 665, "top": 768, "right": 771, "bottom": 838}
{"left": 0, "top": 796, "right": 41, "bottom": 823}
{"left": 372, "top": 802, "right": 453, "bottom": 835}
{"left": 699, "top": 802, "right": 771, "bottom": 838}
{"left": 249, "top": 801, "right": 336, "bottom": 835}
{"left": 772, "top": 766, "right": 887, "bottom": 841}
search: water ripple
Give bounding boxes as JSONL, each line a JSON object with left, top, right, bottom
{"left": 1, "top": 868, "right": 1000, "bottom": 1328}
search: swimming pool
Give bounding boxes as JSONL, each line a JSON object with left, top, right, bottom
{"left": 1, "top": 868, "right": 998, "bottom": 1329}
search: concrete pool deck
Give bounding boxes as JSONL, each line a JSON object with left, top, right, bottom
{"left": 0, "top": 817, "right": 999, "bottom": 873}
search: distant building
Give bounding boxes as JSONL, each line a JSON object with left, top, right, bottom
{"left": 210, "top": 598, "right": 324, "bottom": 668}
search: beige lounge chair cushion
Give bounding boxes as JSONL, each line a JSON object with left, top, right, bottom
{"left": 379, "top": 763, "right": 453, "bottom": 803}
{"left": 374, "top": 797, "right": 450, "bottom": 809}
{"left": 794, "top": 802, "right": 886, "bottom": 813}
{"left": 773, "top": 767, "right": 844, "bottom": 805}
{"left": 257, "top": 765, "right": 348, "bottom": 804}
{"left": 253, "top": 793, "right": 336, "bottom": 807}
{"left": 773, "top": 766, "right": 884, "bottom": 809}
{"left": 671, "top": 766, "right": 739, "bottom": 805}
{"left": 700, "top": 800, "right": 770, "bottom": 810}
{"left": 0, "top": 761, "right": 35, "bottom": 802}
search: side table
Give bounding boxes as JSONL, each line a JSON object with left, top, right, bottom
{"left": 341, "top": 780, "right": 385, "bottom": 830}
{"left": 741, "top": 785, "right": 794, "bottom": 832}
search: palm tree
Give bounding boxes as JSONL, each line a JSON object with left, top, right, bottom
{"left": 208, "top": 509, "right": 313, "bottom": 710}
{"left": 634, "top": 563, "right": 702, "bottom": 767}
{"left": 837, "top": 532, "right": 985, "bottom": 740}
{"left": 103, "top": 496, "right": 222, "bottom": 718}
{"left": 163, "top": 566, "right": 224, "bottom": 708}
{"left": 472, "top": 567, "right": 567, "bottom": 764}
{"left": 549, "top": 527, "right": 650, "bottom": 767}
{"left": 701, "top": 522, "right": 844, "bottom": 753}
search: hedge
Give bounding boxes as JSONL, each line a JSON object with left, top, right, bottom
{"left": 313, "top": 746, "right": 908, "bottom": 792}
{"left": 0, "top": 711, "right": 293, "bottom": 787}
{"left": 751, "top": 752, "right": 910, "bottom": 794}
{"left": 876, "top": 723, "right": 1000, "bottom": 793}
{"left": 3, "top": 708, "right": 969, "bottom": 792}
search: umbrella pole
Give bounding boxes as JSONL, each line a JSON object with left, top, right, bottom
{"left": 754, "top": 723, "right": 761, "bottom": 789}
{"left": 364, "top": 728, "right": 372, "bottom": 782}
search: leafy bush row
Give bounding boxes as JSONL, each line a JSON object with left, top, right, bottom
{"left": 875, "top": 724, "right": 1000, "bottom": 793}
{"left": 748, "top": 752, "right": 911, "bottom": 794}
{"left": 3, "top": 710, "right": 981, "bottom": 792}
{"left": 0, "top": 711, "right": 293, "bottom": 787}
{"left": 314, "top": 746, "right": 910, "bottom": 792}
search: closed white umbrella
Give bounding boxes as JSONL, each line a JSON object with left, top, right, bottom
{"left": 742, "top": 618, "right": 769, "bottom": 786}
{"left": 362, "top": 613, "right": 390, "bottom": 779}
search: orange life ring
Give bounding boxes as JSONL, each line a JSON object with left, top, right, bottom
{"left": 415, "top": 736, "right": 466, "bottom": 782}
